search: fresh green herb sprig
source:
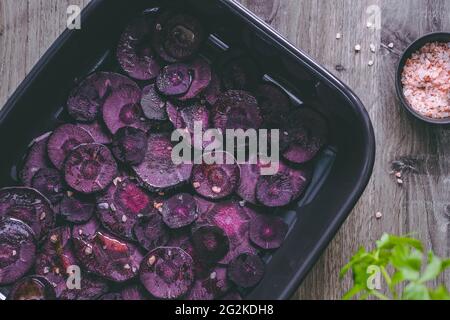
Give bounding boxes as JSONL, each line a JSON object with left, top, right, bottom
{"left": 340, "top": 234, "right": 450, "bottom": 300}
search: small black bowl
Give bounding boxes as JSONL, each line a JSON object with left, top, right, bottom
{"left": 395, "top": 32, "right": 450, "bottom": 125}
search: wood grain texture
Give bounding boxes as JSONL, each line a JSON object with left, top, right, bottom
{"left": 0, "top": 0, "right": 449, "bottom": 300}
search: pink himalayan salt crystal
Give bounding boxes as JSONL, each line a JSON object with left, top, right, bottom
{"left": 401, "top": 41, "right": 450, "bottom": 119}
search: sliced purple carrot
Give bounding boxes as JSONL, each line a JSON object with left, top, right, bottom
{"left": 192, "top": 225, "right": 229, "bottom": 263}
{"left": 97, "top": 176, "right": 154, "bottom": 240}
{"left": 162, "top": 14, "right": 205, "bottom": 61}
{"left": 79, "top": 121, "right": 112, "bottom": 145}
{"left": 20, "top": 132, "right": 52, "bottom": 186}
{"left": 249, "top": 214, "right": 288, "bottom": 250}
{"left": 140, "top": 247, "right": 194, "bottom": 299}
{"left": 254, "top": 83, "right": 292, "bottom": 128}
{"left": 236, "top": 154, "right": 266, "bottom": 205}
{"left": 120, "top": 284, "right": 149, "bottom": 300}
{"left": 34, "top": 226, "right": 78, "bottom": 298}
{"left": 0, "top": 187, "right": 54, "bottom": 240}
{"left": 117, "top": 17, "right": 161, "bottom": 81}
{"left": 133, "top": 133, "right": 193, "bottom": 191}
{"left": 228, "top": 253, "right": 265, "bottom": 288}
{"left": 31, "top": 168, "right": 65, "bottom": 204}
{"left": 67, "top": 72, "right": 139, "bottom": 122}
{"left": 102, "top": 84, "right": 150, "bottom": 135}
{"left": 59, "top": 275, "right": 109, "bottom": 300}
{"left": 72, "top": 218, "right": 143, "bottom": 282}
{"left": 191, "top": 152, "right": 240, "bottom": 200}
{"left": 133, "top": 213, "right": 170, "bottom": 251}
{"left": 166, "top": 101, "right": 210, "bottom": 135}
{"left": 194, "top": 196, "right": 216, "bottom": 223}
{"left": 178, "top": 57, "right": 212, "bottom": 101}
{"left": 141, "top": 84, "right": 167, "bottom": 121}
{"left": 256, "top": 162, "right": 311, "bottom": 207}
{"left": 7, "top": 275, "right": 56, "bottom": 300}
{"left": 212, "top": 90, "right": 263, "bottom": 131}
{"left": 186, "top": 267, "right": 230, "bottom": 300}
{"left": 160, "top": 193, "right": 198, "bottom": 229}
{"left": 111, "top": 127, "right": 148, "bottom": 166}
{"left": 151, "top": 11, "right": 179, "bottom": 63}
{"left": 206, "top": 202, "right": 256, "bottom": 264}
{"left": 59, "top": 193, "right": 95, "bottom": 224}
{"left": 202, "top": 71, "right": 222, "bottom": 105}
{"left": 156, "top": 63, "right": 192, "bottom": 96}
{"left": 0, "top": 218, "right": 36, "bottom": 285}
{"left": 64, "top": 143, "right": 118, "bottom": 194}
{"left": 283, "top": 108, "right": 328, "bottom": 164}
{"left": 47, "top": 124, "right": 94, "bottom": 170}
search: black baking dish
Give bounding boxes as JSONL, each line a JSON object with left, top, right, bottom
{"left": 0, "top": 0, "right": 375, "bottom": 300}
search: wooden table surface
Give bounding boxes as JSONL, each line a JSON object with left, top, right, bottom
{"left": 0, "top": 0, "right": 448, "bottom": 299}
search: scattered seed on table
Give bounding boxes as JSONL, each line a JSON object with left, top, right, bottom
{"left": 355, "top": 44, "right": 361, "bottom": 52}
{"left": 370, "top": 43, "right": 376, "bottom": 53}
{"left": 388, "top": 42, "right": 394, "bottom": 48}
{"left": 336, "top": 33, "right": 342, "bottom": 39}
{"left": 375, "top": 212, "right": 383, "bottom": 219}
{"left": 368, "top": 60, "right": 374, "bottom": 66}
{"left": 396, "top": 178, "right": 403, "bottom": 185}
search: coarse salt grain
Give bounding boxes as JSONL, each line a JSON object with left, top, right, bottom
{"left": 401, "top": 42, "right": 450, "bottom": 119}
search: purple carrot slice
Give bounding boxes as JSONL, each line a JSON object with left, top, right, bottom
{"left": 64, "top": 143, "right": 118, "bottom": 194}
{"left": 133, "top": 133, "right": 193, "bottom": 191}
{"left": 111, "top": 127, "right": 148, "bottom": 166}
{"left": 166, "top": 101, "right": 210, "bottom": 135}
{"left": 34, "top": 226, "right": 78, "bottom": 298}
{"left": 178, "top": 57, "right": 212, "bottom": 101}
{"left": 133, "top": 213, "right": 170, "bottom": 251}
{"left": 7, "top": 275, "right": 56, "bottom": 300}
{"left": 120, "top": 284, "right": 149, "bottom": 300}
{"left": 186, "top": 267, "right": 230, "bottom": 300}
{"left": 162, "top": 14, "right": 205, "bottom": 60}
{"left": 191, "top": 152, "right": 240, "bottom": 200}
{"left": 254, "top": 83, "right": 292, "bottom": 128}
{"left": 220, "top": 56, "right": 259, "bottom": 91}
{"left": 67, "top": 72, "right": 139, "bottom": 122}
{"left": 31, "top": 168, "right": 65, "bottom": 204}
{"left": 47, "top": 124, "right": 94, "bottom": 170}
{"left": 192, "top": 225, "right": 229, "bottom": 263}
{"left": 156, "top": 63, "right": 192, "bottom": 96}
{"left": 160, "top": 193, "right": 198, "bottom": 229}
{"left": 236, "top": 154, "right": 267, "bottom": 205}
{"left": 140, "top": 247, "right": 194, "bottom": 299}
{"left": 228, "top": 253, "right": 265, "bottom": 288}
{"left": 20, "top": 132, "right": 52, "bottom": 186}
{"left": 206, "top": 202, "right": 256, "bottom": 264}
{"left": 212, "top": 90, "right": 263, "bottom": 131}
{"left": 59, "top": 193, "right": 95, "bottom": 224}
{"left": 0, "top": 187, "right": 54, "bottom": 240}
{"left": 117, "top": 17, "right": 161, "bottom": 80}
{"left": 249, "top": 214, "right": 288, "bottom": 250}
{"left": 72, "top": 218, "right": 143, "bottom": 283}
{"left": 151, "top": 11, "right": 179, "bottom": 63}
{"left": 97, "top": 176, "right": 154, "bottom": 240}
{"left": 59, "top": 275, "right": 109, "bottom": 300}
{"left": 102, "top": 84, "right": 149, "bottom": 135}
{"left": 202, "top": 71, "right": 222, "bottom": 106}
{"left": 0, "top": 218, "right": 36, "bottom": 285}
{"left": 283, "top": 108, "right": 328, "bottom": 164}
{"left": 79, "top": 121, "right": 112, "bottom": 145}
{"left": 256, "top": 162, "right": 311, "bottom": 207}
{"left": 194, "top": 196, "right": 216, "bottom": 223}
{"left": 140, "top": 84, "right": 167, "bottom": 121}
